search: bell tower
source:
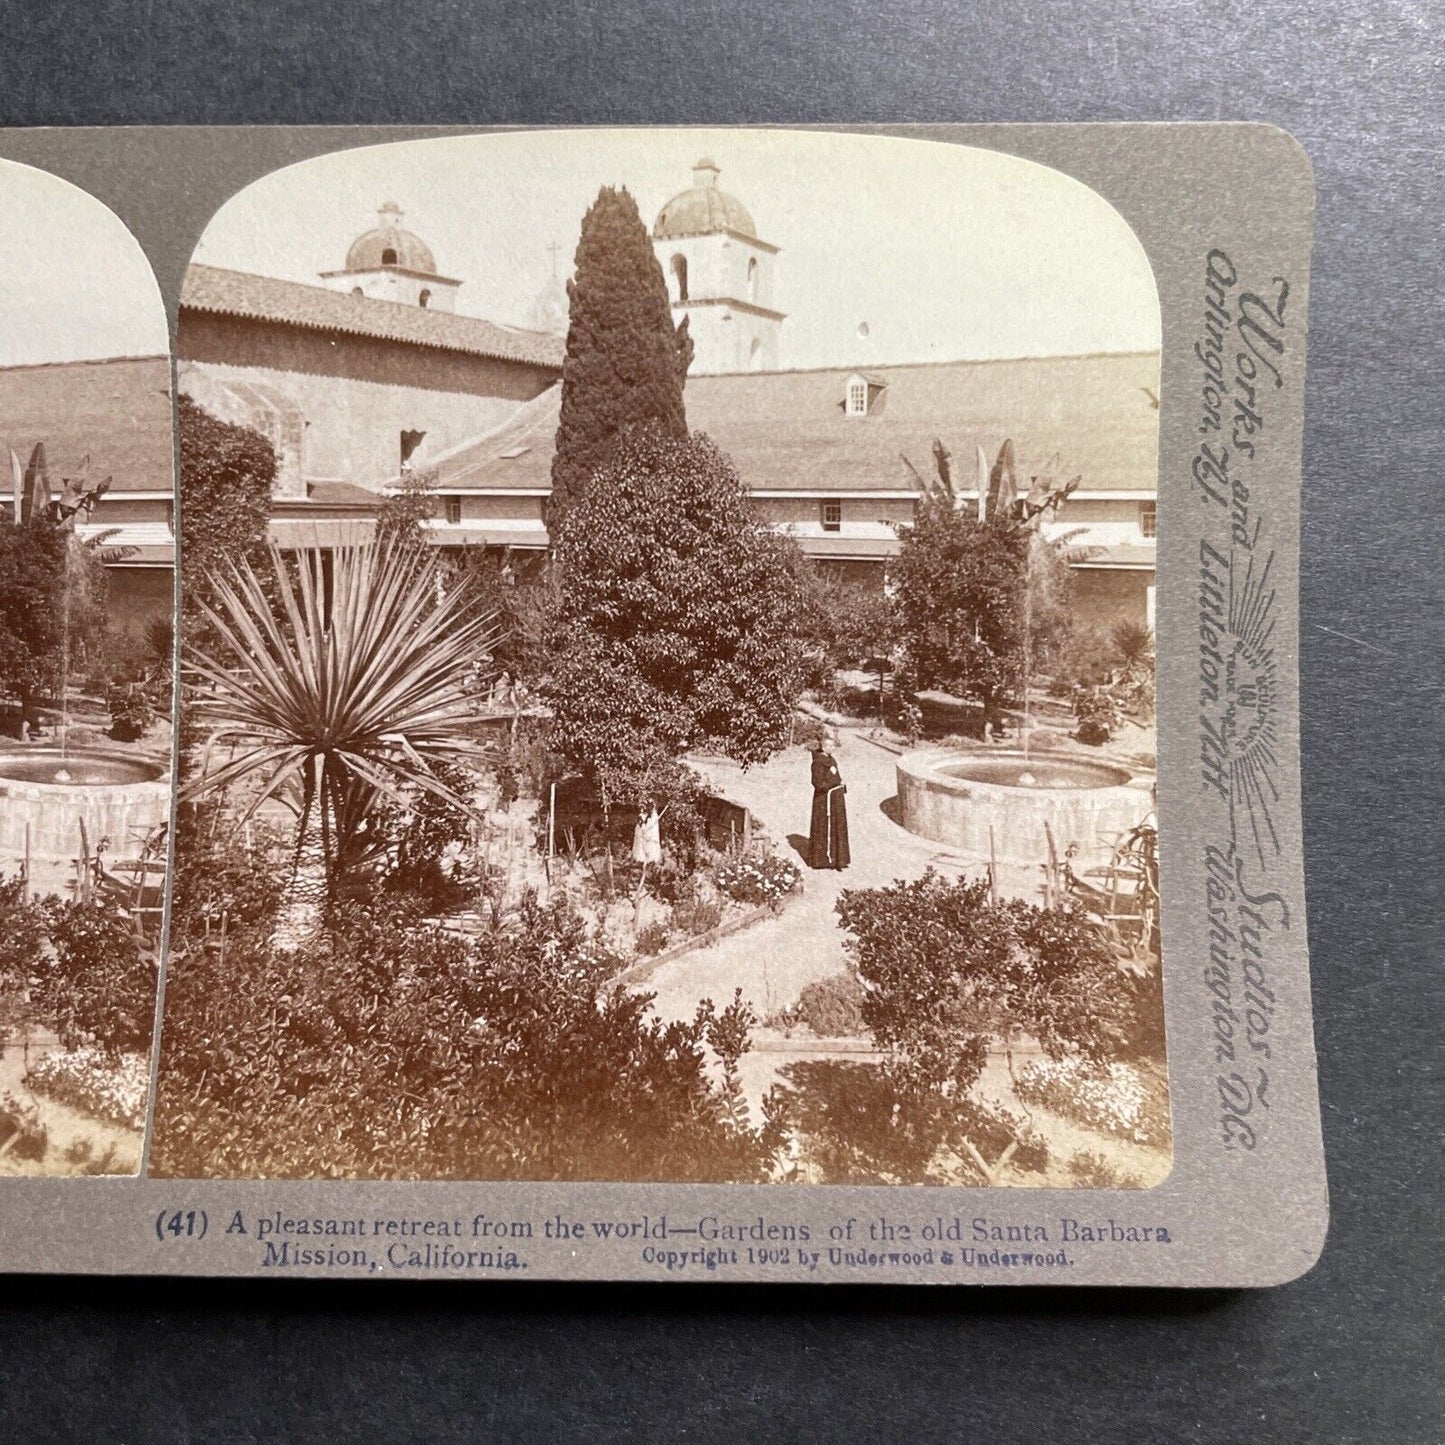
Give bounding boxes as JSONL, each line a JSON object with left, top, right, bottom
{"left": 652, "top": 159, "right": 783, "bottom": 374}
{"left": 320, "top": 202, "right": 462, "bottom": 312}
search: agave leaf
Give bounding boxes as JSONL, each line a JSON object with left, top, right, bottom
{"left": 181, "top": 541, "right": 496, "bottom": 882}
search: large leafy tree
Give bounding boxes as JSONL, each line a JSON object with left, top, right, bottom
{"left": 549, "top": 186, "right": 692, "bottom": 523}
{"left": 890, "top": 498, "right": 1072, "bottom": 726}
{"left": 545, "top": 430, "right": 809, "bottom": 811}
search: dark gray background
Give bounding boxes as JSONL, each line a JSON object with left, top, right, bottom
{"left": 0, "top": 1, "right": 1439, "bottom": 1440}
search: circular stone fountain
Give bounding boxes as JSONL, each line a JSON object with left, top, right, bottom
{"left": 896, "top": 748, "right": 1152, "bottom": 869}
{"left": 0, "top": 749, "right": 171, "bottom": 885}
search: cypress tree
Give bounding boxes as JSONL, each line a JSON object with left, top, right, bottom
{"left": 549, "top": 186, "right": 692, "bottom": 523}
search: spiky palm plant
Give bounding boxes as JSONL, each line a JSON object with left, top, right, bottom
{"left": 182, "top": 542, "right": 496, "bottom": 938}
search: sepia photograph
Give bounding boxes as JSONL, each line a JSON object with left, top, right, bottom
{"left": 0, "top": 158, "right": 174, "bottom": 1176}
{"left": 150, "top": 128, "right": 1168, "bottom": 1187}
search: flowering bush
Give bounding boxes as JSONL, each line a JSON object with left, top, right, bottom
{"left": 1015, "top": 1055, "right": 1170, "bottom": 1148}
{"left": 715, "top": 854, "right": 801, "bottom": 908}
{"left": 27, "top": 1048, "right": 149, "bottom": 1131}
{"left": 0, "top": 1089, "right": 47, "bottom": 1162}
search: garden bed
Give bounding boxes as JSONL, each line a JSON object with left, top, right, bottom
{"left": 616, "top": 880, "right": 804, "bottom": 987}
{"left": 26, "top": 1047, "right": 149, "bottom": 1131}
{"left": 1013, "top": 1054, "right": 1171, "bottom": 1149}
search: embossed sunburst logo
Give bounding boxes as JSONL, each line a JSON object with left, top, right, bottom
{"left": 1199, "top": 532, "right": 1283, "bottom": 867}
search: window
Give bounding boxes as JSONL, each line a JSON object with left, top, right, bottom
{"left": 399, "top": 429, "right": 426, "bottom": 470}
{"left": 670, "top": 253, "right": 688, "bottom": 302}
{"left": 445, "top": 496, "right": 462, "bottom": 525}
{"left": 351, "top": 286, "right": 364, "bottom": 296}
{"left": 381, "top": 247, "right": 398, "bottom": 265}
{"left": 846, "top": 379, "right": 868, "bottom": 416}
{"left": 1140, "top": 502, "right": 1157, "bottom": 538}
{"left": 821, "top": 499, "right": 842, "bottom": 533}
{"left": 747, "top": 256, "right": 758, "bottom": 301}
{"left": 418, "top": 288, "right": 431, "bottom": 308}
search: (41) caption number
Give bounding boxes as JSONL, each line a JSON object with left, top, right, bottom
{"left": 155, "top": 1209, "right": 208, "bottom": 1243}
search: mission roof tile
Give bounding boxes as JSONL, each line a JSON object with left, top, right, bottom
{"left": 180, "top": 265, "right": 565, "bottom": 372}
{"left": 0, "top": 355, "right": 174, "bottom": 497}
{"left": 427, "top": 351, "right": 1161, "bottom": 496}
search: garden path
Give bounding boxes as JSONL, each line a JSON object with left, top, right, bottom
{"left": 639, "top": 729, "right": 1001, "bottom": 1026}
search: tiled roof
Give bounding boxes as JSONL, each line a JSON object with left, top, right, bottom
{"left": 181, "top": 265, "right": 565, "bottom": 372}
{"left": 426, "top": 387, "right": 568, "bottom": 492}
{"left": 0, "top": 355, "right": 173, "bottom": 496}
{"left": 303, "top": 480, "right": 384, "bottom": 509}
{"left": 430, "top": 351, "right": 1161, "bottom": 496}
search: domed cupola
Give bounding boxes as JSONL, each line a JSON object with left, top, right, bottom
{"left": 651, "top": 159, "right": 783, "bottom": 375}
{"left": 345, "top": 201, "right": 438, "bottom": 274}
{"left": 653, "top": 158, "right": 757, "bottom": 241}
{"left": 320, "top": 203, "right": 462, "bottom": 311}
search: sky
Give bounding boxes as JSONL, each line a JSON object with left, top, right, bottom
{"left": 0, "top": 158, "right": 170, "bottom": 368}
{"left": 194, "top": 129, "right": 1161, "bottom": 369}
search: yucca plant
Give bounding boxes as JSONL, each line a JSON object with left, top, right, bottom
{"left": 182, "top": 542, "right": 497, "bottom": 935}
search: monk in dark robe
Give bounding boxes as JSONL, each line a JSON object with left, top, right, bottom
{"left": 807, "top": 736, "right": 850, "bottom": 870}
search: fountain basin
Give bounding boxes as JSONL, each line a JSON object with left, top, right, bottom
{"left": 895, "top": 748, "right": 1151, "bottom": 870}
{"left": 0, "top": 749, "right": 171, "bottom": 884}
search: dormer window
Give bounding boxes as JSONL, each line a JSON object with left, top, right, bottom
{"left": 381, "top": 247, "right": 398, "bottom": 265}
{"left": 844, "top": 372, "right": 886, "bottom": 417}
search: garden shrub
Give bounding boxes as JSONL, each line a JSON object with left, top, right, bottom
{"left": 643, "top": 861, "right": 697, "bottom": 907}
{"left": 768, "top": 1060, "right": 1047, "bottom": 1186}
{"left": 837, "top": 871, "right": 1132, "bottom": 1091}
{"left": 1073, "top": 685, "right": 1119, "bottom": 745}
{"left": 671, "top": 895, "right": 723, "bottom": 938}
{"left": 0, "top": 1089, "right": 47, "bottom": 1162}
{"left": 634, "top": 918, "right": 672, "bottom": 957}
{"left": 771, "top": 871, "right": 1138, "bottom": 1184}
{"left": 790, "top": 972, "right": 867, "bottom": 1038}
{"left": 167, "top": 806, "right": 287, "bottom": 945}
{"left": 0, "top": 877, "right": 48, "bottom": 1041}
{"left": 150, "top": 891, "right": 781, "bottom": 1182}
{"left": 62, "top": 1139, "right": 122, "bottom": 1176}
{"left": 33, "top": 900, "right": 158, "bottom": 1061}
{"left": 375, "top": 758, "right": 478, "bottom": 909}
{"left": 1116, "top": 964, "right": 1167, "bottom": 1064}
{"left": 106, "top": 682, "right": 154, "bottom": 741}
